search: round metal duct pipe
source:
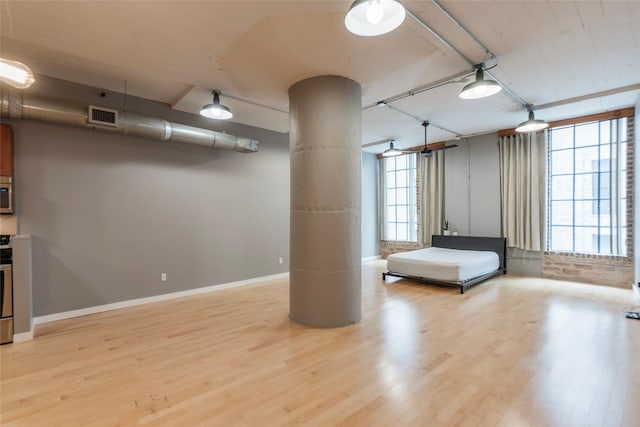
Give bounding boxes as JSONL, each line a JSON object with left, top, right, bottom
{"left": 0, "top": 91, "right": 259, "bottom": 153}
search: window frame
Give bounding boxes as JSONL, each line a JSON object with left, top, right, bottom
{"left": 546, "top": 116, "right": 628, "bottom": 256}
{"left": 382, "top": 153, "right": 418, "bottom": 242}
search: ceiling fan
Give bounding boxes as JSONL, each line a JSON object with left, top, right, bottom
{"left": 381, "top": 120, "right": 460, "bottom": 157}
{"left": 420, "top": 121, "right": 458, "bottom": 156}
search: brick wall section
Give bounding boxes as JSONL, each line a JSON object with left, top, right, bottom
{"left": 542, "top": 253, "right": 634, "bottom": 289}
{"left": 380, "top": 240, "right": 422, "bottom": 259}
{"left": 543, "top": 114, "right": 635, "bottom": 289}
{"left": 628, "top": 114, "right": 635, "bottom": 262}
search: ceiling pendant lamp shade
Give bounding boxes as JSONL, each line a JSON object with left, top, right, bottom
{"left": 515, "top": 110, "right": 549, "bottom": 133}
{"left": 344, "top": 0, "right": 406, "bottom": 37}
{"left": 0, "top": 58, "right": 35, "bottom": 89}
{"left": 459, "top": 66, "right": 502, "bottom": 100}
{"left": 200, "top": 90, "right": 233, "bottom": 120}
{"left": 382, "top": 140, "right": 403, "bottom": 157}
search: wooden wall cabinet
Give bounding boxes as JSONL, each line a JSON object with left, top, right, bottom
{"left": 0, "top": 125, "right": 13, "bottom": 177}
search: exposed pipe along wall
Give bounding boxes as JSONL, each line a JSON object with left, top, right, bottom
{"left": 289, "top": 76, "right": 362, "bottom": 328}
{"left": 0, "top": 90, "right": 259, "bottom": 153}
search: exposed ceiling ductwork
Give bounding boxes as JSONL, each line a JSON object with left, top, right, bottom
{"left": 0, "top": 90, "right": 259, "bottom": 153}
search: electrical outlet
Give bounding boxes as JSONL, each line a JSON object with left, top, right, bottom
{"left": 161, "top": 273, "right": 167, "bottom": 282}
{"left": 278, "top": 257, "right": 283, "bottom": 264}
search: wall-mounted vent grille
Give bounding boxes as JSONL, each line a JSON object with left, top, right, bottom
{"left": 88, "top": 106, "right": 118, "bottom": 127}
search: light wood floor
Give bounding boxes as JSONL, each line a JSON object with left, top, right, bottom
{"left": 1, "top": 260, "right": 639, "bottom": 426}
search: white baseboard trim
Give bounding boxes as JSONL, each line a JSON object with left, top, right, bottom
{"left": 13, "top": 331, "right": 34, "bottom": 343}
{"left": 33, "top": 272, "right": 289, "bottom": 326}
{"left": 362, "top": 255, "right": 382, "bottom": 263}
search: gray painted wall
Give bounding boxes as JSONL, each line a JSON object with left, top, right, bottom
{"left": 361, "top": 153, "right": 379, "bottom": 258}
{"left": 10, "top": 77, "right": 290, "bottom": 316}
{"left": 444, "top": 133, "right": 501, "bottom": 237}
{"left": 12, "top": 235, "right": 32, "bottom": 334}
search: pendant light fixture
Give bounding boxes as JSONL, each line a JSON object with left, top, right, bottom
{"left": 0, "top": 58, "right": 35, "bottom": 89}
{"left": 381, "top": 140, "right": 403, "bottom": 157}
{"left": 515, "top": 109, "right": 549, "bottom": 133}
{"left": 459, "top": 65, "right": 502, "bottom": 100}
{"left": 200, "top": 90, "right": 233, "bottom": 120}
{"left": 344, "top": 0, "right": 406, "bottom": 37}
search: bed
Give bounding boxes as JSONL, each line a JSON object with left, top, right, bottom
{"left": 382, "top": 235, "right": 507, "bottom": 294}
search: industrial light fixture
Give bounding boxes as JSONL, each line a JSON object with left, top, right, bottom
{"left": 459, "top": 65, "right": 502, "bottom": 99}
{"left": 515, "top": 109, "right": 549, "bottom": 133}
{"left": 381, "top": 140, "right": 403, "bottom": 157}
{"left": 0, "top": 58, "right": 35, "bottom": 89}
{"left": 344, "top": 0, "right": 406, "bottom": 37}
{"left": 200, "top": 90, "right": 233, "bottom": 120}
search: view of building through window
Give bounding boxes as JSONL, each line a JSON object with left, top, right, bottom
{"left": 384, "top": 154, "right": 417, "bottom": 242}
{"left": 547, "top": 118, "right": 628, "bottom": 255}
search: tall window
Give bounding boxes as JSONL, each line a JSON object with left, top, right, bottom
{"left": 547, "top": 117, "right": 628, "bottom": 255}
{"left": 384, "top": 154, "right": 417, "bottom": 241}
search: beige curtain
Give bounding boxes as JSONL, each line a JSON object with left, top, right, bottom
{"left": 378, "top": 157, "right": 387, "bottom": 240}
{"left": 420, "top": 151, "right": 444, "bottom": 246}
{"left": 498, "top": 131, "right": 547, "bottom": 251}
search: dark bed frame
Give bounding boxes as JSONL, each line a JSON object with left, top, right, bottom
{"left": 382, "top": 235, "right": 507, "bottom": 294}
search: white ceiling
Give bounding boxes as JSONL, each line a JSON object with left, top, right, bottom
{"left": 1, "top": 1, "right": 639, "bottom": 153}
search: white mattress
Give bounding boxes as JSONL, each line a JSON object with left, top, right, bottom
{"left": 386, "top": 247, "right": 500, "bottom": 283}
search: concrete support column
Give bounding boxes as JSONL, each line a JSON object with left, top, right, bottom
{"left": 289, "top": 76, "right": 362, "bottom": 328}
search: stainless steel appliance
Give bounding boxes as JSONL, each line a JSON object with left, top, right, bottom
{"left": 0, "top": 235, "right": 13, "bottom": 344}
{"left": 0, "top": 177, "right": 13, "bottom": 214}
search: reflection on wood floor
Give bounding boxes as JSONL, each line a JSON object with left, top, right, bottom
{"left": 1, "top": 260, "right": 639, "bottom": 426}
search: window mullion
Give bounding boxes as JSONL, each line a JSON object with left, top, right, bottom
{"left": 547, "top": 132, "right": 552, "bottom": 251}
{"left": 609, "top": 119, "right": 615, "bottom": 254}
{"left": 612, "top": 118, "right": 620, "bottom": 254}
{"left": 597, "top": 122, "right": 601, "bottom": 253}
{"left": 572, "top": 125, "right": 576, "bottom": 253}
